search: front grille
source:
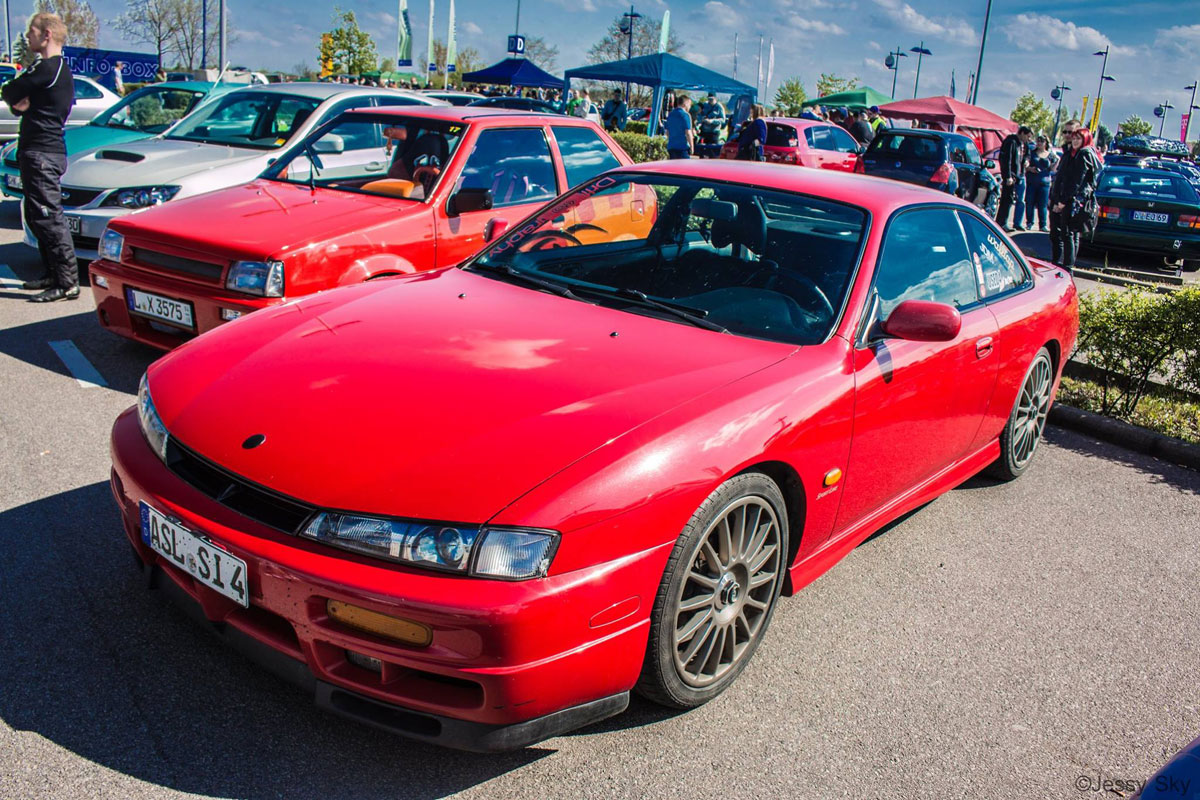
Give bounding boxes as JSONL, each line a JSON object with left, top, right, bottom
{"left": 73, "top": 235, "right": 99, "bottom": 251}
{"left": 4, "top": 157, "right": 17, "bottom": 169}
{"left": 60, "top": 186, "right": 104, "bottom": 207}
{"left": 165, "top": 438, "right": 316, "bottom": 534}
{"left": 132, "top": 247, "right": 224, "bottom": 283}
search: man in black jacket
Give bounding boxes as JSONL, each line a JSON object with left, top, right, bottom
{"left": 2, "top": 13, "right": 77, "bottom": 302}
{"left": 995, "top": 126, "right": 1033, "bottom": 231}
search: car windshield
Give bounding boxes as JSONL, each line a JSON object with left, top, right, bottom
{"left": 166, "top": 91, "right": 320, "bottom": 149}
{"left": 468, "top": 174, "right": 868, "bottom": 345}
{"left": 1100, "top": 171, "right": 1197, "bottom": 202}
{"left": 262, "top": 112, "right": 466, "bottom": 201}
{"left": 869, "top": 133, "right": 943, "bottom": 161}
{"left": 92, "top": 86, "right": 207, "bottom": 134}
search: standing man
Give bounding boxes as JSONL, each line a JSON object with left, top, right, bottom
{"left": 848, "top": 109, "right": 875, "bottom": 146}
{"left": 995, "top": 125, "right": 1033, "bottom": 232}
{"left": 3, "top": 13, "right": 78, "bottom": 302}
{"left": 600, "top": 89, "right": 627, "bottom": 132}
{"left": 665, "top": 94, "right": 694, "bottom": 159}
{"left": 112, "top": 61, "right": 125, "bottom": 95}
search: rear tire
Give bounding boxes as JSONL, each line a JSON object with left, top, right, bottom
{"left": 988, "top": 348, "right": 1054, "bottom": 481}
{"left": 635, "top": 473, "right": 789, "bottom": 709}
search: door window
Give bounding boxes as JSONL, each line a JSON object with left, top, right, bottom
{"left": 873, "top": 207, "right": 978, "bottom": 318}
{"left": 806, "top": 126, "right": 836, "bottom": 151}
{"left": 552, "top": 126, "right": 622, "bottom": 189}
{"left": 74, "top": 80, "right": 103, "bottom": 100}
{"left": 959, "top": 212, "right": 1030, "bottom": 298}
{"left": 457, "top": 127, "right": 558, "bottom": 208}
{"left": 827, "top": 126, "right": 860, "bottom": 153}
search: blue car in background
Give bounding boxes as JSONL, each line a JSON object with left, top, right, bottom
{"left": 0, "top": 80, "right": 235, "bottom": 199}
{"left": 862, "top": 128, "right": 1000, "bottom": 215}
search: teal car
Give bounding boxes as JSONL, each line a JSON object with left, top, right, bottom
{"left": 1, "top": 81, "right": 235, "bottom": 199}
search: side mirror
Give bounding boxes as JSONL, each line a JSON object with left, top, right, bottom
{"left": 312, "top": 133, "right": 345, "bottom": 154}
{"left": 881, "top": 300, "right": 962, "bottom": 342}
{"left": 857, "top": 144, "right": 868, "bottom": 155}
{"left": 484, "top": 217, "right": 510, "bottom": 242}
{"left": 984, "top": 159, "right": 997, "bottom": 169}
{"left": 448, "top": 187, "right": 493, "bottom": 217}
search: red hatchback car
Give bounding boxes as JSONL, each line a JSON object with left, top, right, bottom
{"left": 88, "top": 108, "right": 632, "bottom": 350}
{"left": 721, "top": 117, "right": 865, "bottom": 171}
{"left": 110, "top": 161, "right": 1077, "bottom": 750}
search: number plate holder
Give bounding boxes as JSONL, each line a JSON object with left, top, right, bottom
{"left": 126, "top": 287, "right": 196, "bottom": 329}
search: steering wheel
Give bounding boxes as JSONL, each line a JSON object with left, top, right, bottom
{"left": 746, "top": 263, "right": 835, "bottom": 321}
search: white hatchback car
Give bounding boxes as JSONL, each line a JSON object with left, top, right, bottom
{"left": 30, "top": 83, "right": 445, "bottom": 260}
{"left": 0, "top": 74, "right": 119, "bottom": 140}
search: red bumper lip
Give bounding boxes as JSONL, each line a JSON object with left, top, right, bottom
{"left": 109, "top": 408, "right": 665, "bottom": 748}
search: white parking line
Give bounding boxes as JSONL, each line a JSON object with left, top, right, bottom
{"left": 48, "top": 340, "right": 107, "bottom": 389}
{"left": 0, "top": 263, "right": 19, "bottom": 288}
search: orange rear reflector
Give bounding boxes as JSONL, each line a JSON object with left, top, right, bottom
{"left": 326, "top": 600, "right": 432, "bottom": 647}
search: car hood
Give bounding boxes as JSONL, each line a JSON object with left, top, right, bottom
{"left": 150, "top": 268, "right": 793, "bottom": 523}
{"left": 66, "top": 124, "right": 150, "bottom": 155}
{"left": 113, "top": 180, "right": 424, "bottom": 261}
{"left": 64, "top": 138, "right": 266, "bottom": 188}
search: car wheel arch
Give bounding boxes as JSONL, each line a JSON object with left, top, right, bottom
{"left": 735, "top": 460, "right": 808, "bottom": 596}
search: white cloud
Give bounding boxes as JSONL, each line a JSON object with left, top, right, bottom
{"left": 873, "top": 0, "right": 975, "bottom": 46}
{"left": 1154, "top": 24, "right": 1200, "bottom": 58}
{"left": 462, "top": 20, "right": 483, "bottom": 36}
{"left": 371, "top": 11, "right": 397, "bottom": 26}
{"left": 1002, "top": 14, "right": 1135, "bottom": 56}
{"left": 684, "top": 51, "right": 712, "bottom": 66}
{"left": 786, "top": 15, "right": 847, "bottom": 36}
{"left": 703, "top": 1, "right": 741, "bottom": 29}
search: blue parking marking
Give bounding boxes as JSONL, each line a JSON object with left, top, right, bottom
{"left": 0, "top": 263, "right": 18, "bottom": 287}
{"left": 48, "top": 339, "right": 107, "bottom": 388}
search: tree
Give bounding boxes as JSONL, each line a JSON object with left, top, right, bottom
{"left": 379, "top": 57, "right": 395, "bottom": 73}
{"left": 774, "top": 77, "right": 808, "bottom": 116}
{"left": 318, "top": 8, "right": 378, "bottom": 76}
{"left": 1010, "top": 92, "right": 1055, "bottom": 137}
{"left": 1118, "top": 114, "right": 1153, "bottom": 138}
{"left": 1095, "top": 122, "right": 1113, "bottom": 149}
{"left": 815, "top": 72, "right": 858, "bottom": 98}
{"left": 587, "top": 14, "right": 682, "bottom": 64}
{"left": 292, "top": 61, "right": 318, "bottom": 81}
{"left": 35, "top": 0, "right": 99, "bottom": 47}
{"left": 113, "top": 0, "right": 175, "bottom": 64}
{"left": 164, "top": 0, "right": 225, "bottom": 70}
{"left": 523, "top": 35, "right": 558, "bottom": 71}
{"left": 429, "top": 40, "right": 483, "bottom": 86}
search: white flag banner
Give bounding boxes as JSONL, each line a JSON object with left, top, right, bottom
{"left": 397, "top": 0, "right": 413, "bottom": 67}
{"left": 766, "top": 41, "right": 774, "bottom": 92}
{"left": 426, "top": 0, "right": 436, "bottom": 73}
{"left": 659, "top": 10, "right": 670, "bottom": 53}
{"left": 446, "top": 0, "right": 457, "bottom": 73}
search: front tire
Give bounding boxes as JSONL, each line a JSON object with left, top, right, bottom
{"left": 988, "top": 347, "right": 1054, "bottom": 481}
{"left": 636, "top": 473, "right": 788, "bottom": 709}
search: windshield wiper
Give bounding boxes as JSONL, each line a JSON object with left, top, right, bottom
{"left": 573, "top": 286, "right": 727, "bottom": 333}
{"left": 470, "top": 263, "right": 582, "bottom": 300}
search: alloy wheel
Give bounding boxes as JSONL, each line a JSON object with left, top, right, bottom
{"left": 1011, "top": 354, "right": 1053, "bottom": 467}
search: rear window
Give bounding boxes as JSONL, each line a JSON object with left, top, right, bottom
{"left": 869, "top": 133, "right": 944, "bottom": 161}
{"left": 766, "top": 123, "right": 798, "bottom": 148}
{"left": 1100, "top": 172, "right": 1197, "bottom": 202}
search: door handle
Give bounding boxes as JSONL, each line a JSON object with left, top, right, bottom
{"left": 975, "top": 336, "right": 994, "bottom": 359}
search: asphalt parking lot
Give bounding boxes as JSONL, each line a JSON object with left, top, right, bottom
{"left": 1, "top": 198, "right": 1198, "bottom": 799}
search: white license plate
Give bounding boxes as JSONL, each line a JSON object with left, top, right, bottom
{"left": 1132, "top": 210, "right": 1169, "bottom": 224}
{"left": 5, "top": 173, "right": 21, "bottom": 190}
{"left": 141, "top": 502, "right": 249, "bottom": 607}
{"left": 127, "top": 287, "right": 195, "bottom": 328}
{"left": 66, "top": 215, "right": 80, "bottom": 234}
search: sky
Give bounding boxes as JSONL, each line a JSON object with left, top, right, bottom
{"left": 39, "top": 0, "right": 1200, "bottom": 136}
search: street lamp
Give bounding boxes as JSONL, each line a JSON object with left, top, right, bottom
{"left": 909, "top": 42, "right": 931, "bottom": 98}
{"left": 1184, "top": 81, "right": 1199, "bottom": 143}
{"left": 1091, "top": 46, "right": 1115, "bottom": 128}
{"left": 885, "top": 47, "right": 907, "bottom": 99}
{"left": 971, "top": 0, "right": 993, "bottom": 104}
{"left": 1050, "top": 83, "right": 1071, "bottom": 142}
{"left": 1154, "top": 101, "right": 1175, "bottom": 138}
{"left": 618, "top": 6, "right": 642, "bottom": 103}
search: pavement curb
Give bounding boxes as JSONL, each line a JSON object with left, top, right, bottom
{"left": 1072, "top": 268, "right": 1177, "bottom": 294}
{"left": 1049, "top": 403, "right": 1200, "bottom": 472}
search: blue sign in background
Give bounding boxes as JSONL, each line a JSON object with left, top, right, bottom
{"left": 63, "top": 46, "right": 159, "bottom": 91}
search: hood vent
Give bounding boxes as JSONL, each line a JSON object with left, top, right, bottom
{"left": 96, "top": 149, "right": 145, "bottom": 163}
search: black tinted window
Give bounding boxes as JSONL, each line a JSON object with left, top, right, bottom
{"left": 458, "top": 127, "right": 557, "bottom": 208}
{"left": 766, "top": 123, "right": 798, "bottom": 148}
{"left": 874, "top": 207, "right": 977, "bottom": 317}
{"left": 871, "top": 133, "right": 943, "bottom": 161}
{"left": 75, "top": 80, "right": 104, "bottom": 100}
{"left": 552, "top": 126, "right": 622, "bottom": 189}
{"left": 959, "top": 212, "right": 1029, "bottom": 297}
{"left": 828, "top": 126, "right": 859, "bottom": 153}
{"left": 807, "top": 126, "right": 836, "bottom": 151}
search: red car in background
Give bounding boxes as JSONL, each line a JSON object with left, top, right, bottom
{"left": 110, "top": 161, "right": 1076, "bottom": 751}
{"left": 721, "top": 118, "right": 865, "bottom": 171}
{"left": 89, "top": 108, "right": 634, "bottom": 350}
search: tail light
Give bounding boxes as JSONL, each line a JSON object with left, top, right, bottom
{"left": 930, "top": 162, "right": 954, "bottom": 185}
{"left": 1099, "top": 205, "right": 1121, "bottom": 220}
{"left": 1178, "top": 214, "right": 1200, "bottom": 229}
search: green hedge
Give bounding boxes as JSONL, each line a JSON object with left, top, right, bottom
{"left": 609, "top": 131, "right": 668, "bottom": 163}
{"left": 624, "top": 120, "right": 648, "bottom": 135}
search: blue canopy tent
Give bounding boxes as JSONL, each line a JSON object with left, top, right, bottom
{"left": 563, "top": 53, "right": 756, "bottom": 136}
{"left": 460, "top": 58, "right": 564, "bottom": 89}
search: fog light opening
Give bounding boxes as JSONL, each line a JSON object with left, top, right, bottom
{"left": 220, "top": 308, "right": 242, "bottom": 321}
{"left": 94, "top": 275, "right": 108, "bottom": 288}
{"left": 345, "top": 650, "right": 383, "bottom": 673}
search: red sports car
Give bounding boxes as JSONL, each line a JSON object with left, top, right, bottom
{"left": 721, "top": 117, "right": 865, "bottom": 171}
{"left": 109, "top": 161, "right": 1077, "bottom": 751}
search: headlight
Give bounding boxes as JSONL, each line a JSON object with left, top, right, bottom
{"left": 136, "top": 374, "right": 169, "bottom": 462}
{"left": 299, "top": 514, "right": 559, "bottom": 579}
{"left": 102, "top": 185, "right": 181, "bottom": 209}
{"left": 99, "top": 227, "right": 124, "bottom": 261}
{"left": 226, "top": 260, "right": 285, "bottom": 297}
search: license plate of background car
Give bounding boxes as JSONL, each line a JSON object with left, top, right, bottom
{"left": 5, "top": 173, "right": 21, "bottom": 190}
{"left": 1132, "top": 210, "right": 1169, "bottom": 224}
{"left": 140, "top": 502, "right": 249, "bottom": 607}
{"left": 126, "top": 287, "right": 195, "bottom": 329}
{"left": 66, "top": 215, "right": 80, "bottom": 234}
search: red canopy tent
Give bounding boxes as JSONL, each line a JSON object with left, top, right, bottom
{"left": 879, "top": 95, "right": 1017, "bottom": 155}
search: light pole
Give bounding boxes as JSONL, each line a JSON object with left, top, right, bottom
{"left": 201, "top": 0, "right": 207, "bottom": 69}
{"left": 4, "top": 0, "right": 10, "bottom": 63}
{"left": 1184, "top": 81, "right": 1198, "bottom": 143}
{"left": 971, "top": 0, "right": 993, "bottom": 104}
{"left": 1091, "top": 46, "right": 1115, "bottom": 129}
{"left": 618, "top": 6, "right": 641, "bottom": 103}
{"left": 1155, "top": 101, "right": 1175, "bottom": 138}
{"left": 909, "top": 42, "right": 931, "bottom": 98}
{"left": 1050, "top": 83, "right": 1070, "bottom": 143}
{"left": 885, "top": 47, "right": 907, "bottom": 99}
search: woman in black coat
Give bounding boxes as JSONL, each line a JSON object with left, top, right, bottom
{"left": 1049, "top": 126, "right": 1102, "bottom": 271}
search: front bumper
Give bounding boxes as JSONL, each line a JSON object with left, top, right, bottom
{"left": 1090, "top": 225, "right": 1200, "bottom": 260}
{"left": 21, "top": 200, "right": 129, "bottom": 261}
{"left": 90, "top": 258, "right": 277, "bottom": 351}
{"left": 109, "top": 409, "right": 662, "bottom": 750}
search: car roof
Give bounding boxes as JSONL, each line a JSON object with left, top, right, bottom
{"left": 876, "top": 128, "right": 965, "bottom": 142}
{"left": 215, "top": 81, "right": 405, "bottom": 100}
{"left": 763, "top": 117, "right": 834, "bottom": 130}
{"left": 611, "top": 159, "right": 962, "bottom": 216}
{"left": 153, "top": 80, "right": 220, "bottom": 91}
{"left": 347, "top": 106, "right": 589, "bottom": 125}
